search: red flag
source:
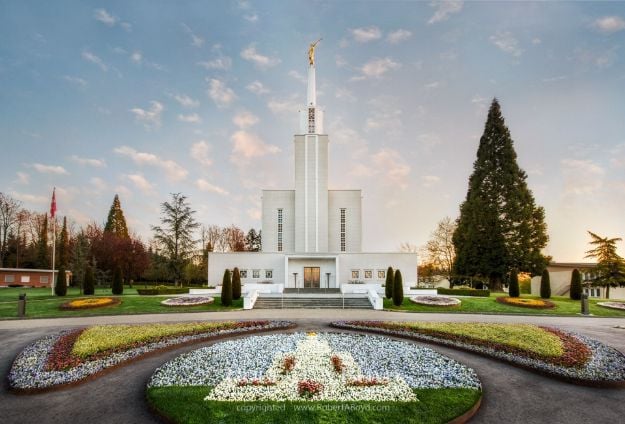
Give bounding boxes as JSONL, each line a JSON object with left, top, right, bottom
{"left": 50, "top": 188, "right": 57, "bottom": 218}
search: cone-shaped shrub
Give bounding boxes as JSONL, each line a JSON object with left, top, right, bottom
{"left": 540, "top": 269, "right": 551, "bottom": 299}
{"left": 393, "top": 269, "right": 404, "bottom": 306}
{"left": 508, "top": 268, "right": 520, "bottom": 298}
{"left": 221, "top": 269, "right": 232, "bottom": 306}
{"left": 570, "top": 268, "right": 582, "bottom": 300}
{"left": 385, "top": 266, "right": 394, "bottom": 299}
{"left": 112, "top": 266, "right": 124, "bottom": 295}
{"left": 83, "top": 265, "right": 95, "bottom": 295}
{"left": 55, "top": 266, "right": 67, "bottom": 296}
{"left": 232, "top": 267, "right": 241, "bottom": 300}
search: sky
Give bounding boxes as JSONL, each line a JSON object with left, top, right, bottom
{"left": 1, "top": 1, "right": 624, "bottom": 261}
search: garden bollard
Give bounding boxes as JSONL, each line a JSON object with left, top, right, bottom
{"left": 581, "top": 293, "right": 589, "bottom": 315}
{"left": 17, "top": 293, "right": 27, "bottom": 318}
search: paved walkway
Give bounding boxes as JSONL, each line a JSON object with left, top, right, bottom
{"left": 1, "top": 310, "right": 625, "bottom": 424}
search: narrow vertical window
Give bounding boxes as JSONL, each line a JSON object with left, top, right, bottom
{"left": 277, "top": 208, "right": 283, "bottom": 252}
{"left": 340, "top": 208, "right": 346, "bottom": 252}
{"left": 308, "top": 107, "right": 315, "bottom": 133}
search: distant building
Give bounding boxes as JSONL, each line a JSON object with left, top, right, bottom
{"left": 0, "top": 268, "right": 57, "bottom": 288}
{"left": 530, "top": 262, "right": 625, "bottom": 299}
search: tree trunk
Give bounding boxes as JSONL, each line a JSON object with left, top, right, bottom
{"left": 489, "top": 274, "right": 503, "bottom": 292}
{"left": 606, "top": 285, "right": 610, "bottom": 299}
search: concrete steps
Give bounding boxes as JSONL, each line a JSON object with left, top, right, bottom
{"left": 253, "top": 295, "right": 372, "bottom": 309}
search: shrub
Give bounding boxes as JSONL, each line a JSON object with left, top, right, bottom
{"left": 437, "top": 288, "right": 490, "bottom": 297}
{"left": 385, "top": 266, "right": 394, "bottom": 299}
{"left": 392, "top": 269, "right": 403, "bottom": 306}
{"left": 83, "top": 266, "right": 95, "bottom": 295}
{"left": 221, "top": 269, "right": 232, "bottom": 306}
{"left": 232, "top": 267, "right": 241, "bottom": 300}
{"left": 508, "top": 268, "right": 520, "bottom": 298}
{"left": 540, "top": 269, "right": 551, "bottom": 299}
{"left": 570, "top": 268, "right": 582, "bottom": 301}
{"left": 112, "top": 266, "right": 124, "bottom": 295}
{"left": 55, "top": 266, "right": 67, "bottom": 296}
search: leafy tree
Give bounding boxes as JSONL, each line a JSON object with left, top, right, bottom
{"left": 508, "top": 268, "right": 520, "bottom": 298}
{"left": 0, "top": 192, "right": 21, "bottom": 267}
{"left": 36, "top": 214, "right": 49, "bottom": 269}
{"left": 83, "top": 265, "right": 95, "bottom": 295}
{"left": 221, "top": 269, "right": 232, "bottom": 306}
{"left": 55, "top": 266, "right": 67, "bottom": 296}
{"left": 385, "top": 266, "right": 394, "bottom": 299}
{"left": 393, "top": 269, "right": 404, "bottom": 306}
{"left": 232, "top": 267, "right": 242, "bottom": 300}
{"left": 540, "top": 269, "right": 551, "bottom": 299}
{"left": 245, "top": 228, "right": 262, "bottom": 251}
{"left": 70, "top": 231, "right": 89, "bottom": 287}
{"left": 112, "top": 266, "right": 124, "bottom": 295}
{"left": 152, "top": 193, "right": 200, "bottom": 285}
{"left": 570, "top": 268, "right": 582, "bottom": 301}
{"left": 453, "top": 99, "right": 549, "bottom": 290}
{"left": 58, "top": 216, "right": 69, "bottom": 268}
{"left": 104, "top": 194, "right": 129, "bottom": 239}
{"left": 585, "top": 231, "right": 625, "bottom": 299}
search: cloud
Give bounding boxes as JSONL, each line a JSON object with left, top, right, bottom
{"left": 114, "top": 146, "right": 188, "bottom": 181}
{"left": 288, "top": 70, "right": 307, "bottom": 83}
{"left": 181, "top": 23, "right": 204, "bottom": 47}
{"left": 424, "top": 81, "right": 441, "bottom": 89}
{"left": 130, "top": 51, "right": 142, "bottom": 64}
{"left": 231, "top": 131, "right": 280, "bottom": 161}
{"left": 561, "top": 158, "right": 605, "bottom": 195}
{"left": 196, "top": 178, "right": 229, "bottom": 195}
{"left": 574, "top": 46, "right": 618, "bottom": 68}
{"left": 70, "top": 155, "right": 106, "bottom": 167}
{"left": 63, "top": 75, "right": 87, "bottom": 88}
{"left": 542, "top": 75, "right": 567, "bottom": 83}
{"left": 9, "top": 191, "right": 47, "bottom": 204}
{"left": 335, "top": 87, "right": 356, "bottom": 102}
{"left": 365, "top": 109, "right": 403, "bottom": 134}
{"left": 197, "top": 56, "right": 232, "bottom": 70}
{"left": 31, "top": 163, "right": 69, "bottom": 175}
{"left": 207, "top": 78, "right": 236, "bottom": 108}
{"left": 428, "top": 1, "right": 464, "bottom": 24}
{"left": 387, "top": 29, "right": 412, "bottom": 44}
{"left": 130, "top": 101, "right": 164, "bottom": 129}
{"left": 243, "top": 14, "right": 258, "bottom": 22}
{"left": 247, "top": 208, "right": 261, "bottom": 220}
{"left": 82, "top": 50, "right": 108, "bottom": 71}
{"left": 190, "top": 141, "right": 212, "bottom": 167}
{"left": 421, "top": 175, "right": 441, "bottom": 188}
{"left": 93, "top": 9, "right": 117, "bottom": 26}
{"left": 171, "top": 93, "right": 199, "bottom": 108}
{"left": 353, "top": 57, "right": 401, "bottom": 80}
{"left": 178, "top": 113, "right": 202, "bottom": 123}
{"left": 371, "top": 148, "right": 411, "bottom": 189}
{"left": 233, "top": 110, "right": 259, "bottom": 128}
{"left": 593, "top": 16, "right": 625, "bottom": 34}
{"left": 15, "top": 172, "right": 29, "bottom": 185}
{"left": 246, "top": 80, "right": 270, "bottom": 95}
{"left": 240, "top": 44, "right": 281, "bottom": 69}
{"left": 90, "top": 177, "right": 107, "bottom": 191}
{"left": 267, "top": 95, "right": 299, "bottom": 115}
{"left": 350, "top": 26, "right": 382, "bottom": 43}
{"left": 126, "top": 173, "right": 154, "bottom": 194}
{"left": 490, "top": 31, "right": 524, "bottom": 57}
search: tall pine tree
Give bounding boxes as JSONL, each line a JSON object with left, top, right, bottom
{"left": 36, "top": 214, "right": 49, "bottom": 269}
{"left": 104, "top": 194, "right": 129, "bottom": 239}
{"left": 453, "top": 99, "right": 549, "bottom": 291}
{"left": 58, "top": 216, "right": 69, "bottom": 268}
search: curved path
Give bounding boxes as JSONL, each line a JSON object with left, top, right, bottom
{"left": 1, "top": 310, "right": 625, "bottom": 424}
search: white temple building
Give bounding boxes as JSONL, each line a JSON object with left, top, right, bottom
{"left": 207, "top": 44, "right": 418, "bottom": 299}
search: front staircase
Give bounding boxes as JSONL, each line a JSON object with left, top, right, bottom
{"left": 253, "top": 293, "right": 372, "bottom": 309}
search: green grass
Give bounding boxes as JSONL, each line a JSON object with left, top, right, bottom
{"left": 146, "top": 386, "right": 481, "bottom": 424}
{"left": 385, "top": 293, "right": 625, "bottom": 317}
{"left": 0, "top": 287, "right": 242, "bottom": 319}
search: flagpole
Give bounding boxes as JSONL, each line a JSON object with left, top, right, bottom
{"left": 51, "top": 188, "right": 56, "bottom": 295}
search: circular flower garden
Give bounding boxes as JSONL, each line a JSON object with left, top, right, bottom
{"left": 597, "top": 301, "right": 625, "bottom": 311}
{"left": 410, "top": 295, "right": 461, "bottom": 307}
{"left": 496, "top": 296, "right": 555, "bottom": 309}
{"left": 161, "top": 296, "right": 214, "bottom": 307}
{"left": 59, "top": 297, "right": 120, "bottom": 310}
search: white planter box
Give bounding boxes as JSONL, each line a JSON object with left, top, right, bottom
{"left": 243, "top": 283, "right": 284, "bottom": 294}
{"left": 341, "top": 283, "right": 384, "bottom": 295}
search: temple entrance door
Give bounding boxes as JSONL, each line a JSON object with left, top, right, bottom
{"left": 303, "top": 267, "right": 320, "bottom": 288}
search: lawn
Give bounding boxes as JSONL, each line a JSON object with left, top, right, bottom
{"left": 147, "top": 386, "right": 481, "bottom": 424}
{"left": 0, "top": 287, "right": 242, "bottom": 319}
{"left": 385, "top": 293, "right": 625, "bottom": 317}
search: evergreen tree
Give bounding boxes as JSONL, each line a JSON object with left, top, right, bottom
{"left": 232, "top": 267, "right": 242, "bottom": 300}
{"left": 58, "top": 216, "right": 69, "bottom": 268}
{"left": 453, "top": 99, "right": 549, "bottom": 290}
{"left": 585, "top": 231, "right": 625, "bottom": 299}
{"left": 392, "top": 269, "right": 404, "bottom": 306}
{"left": 385, "top": 266, "right": 394, "bottom": 299}
{"left": 36, "top": 214, "right": 49, "bottom": 269}
{"left": 570, "top": 268, "right": 582, "bottom": 301}
{"left": 104, "top": 194, "right": 129, "bottom": 239}
{"left": 508, "top": 268, "right": 520, "bottom": 297}
{"left": 540, "top": 269, "right": 551, "bottom": 299}
{"left": 112, "top": 266, "right": 124, "bottom": 295}
{"left": 83, "top": 265, "right": 95, "bottom": 295}
{"left": 221, "top": 269, "right": 232, "bottom": 306}
{"left": 55, "top": 266, "right": 67, "bottom": 296}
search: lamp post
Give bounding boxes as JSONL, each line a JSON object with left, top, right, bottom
{"left": 326, "top": 273, "right": 331, "bottom": 292}
{"left": 293, "top": 272, "right": 298, "bottom": 294}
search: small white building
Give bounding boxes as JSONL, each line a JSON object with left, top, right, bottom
{"left": 208, "top": 46, "right": 418, "bottom": 294}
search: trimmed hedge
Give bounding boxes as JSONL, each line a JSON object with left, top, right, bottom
{"left": 437, "top": 288, "right": 490, "bottom": 297}
{"left": 137, "top": 287, "right": 190, "bottom": 295}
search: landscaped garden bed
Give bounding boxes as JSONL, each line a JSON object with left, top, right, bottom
{"left": 597, "top": 301, "right": 625, "bottom": 311}
{"left": 8, "top": 320, "right": 294, "bottom": 392}
{"left": 331, "top": 321, "right": 625, "bottom": 387}
{"left": 496, "top": 296, "right": 555, "bottom": 309}
{"left": 147, "top": 332, "right": 482, "bottom": 423}
{"left": 410, "top": 295, "right": 461, "bottom": 307}
{"left": 59, "top": 297, "right": 121, "bottom": 310}
{"left": 160, "top": 296, "right": 214, "bottom": 307}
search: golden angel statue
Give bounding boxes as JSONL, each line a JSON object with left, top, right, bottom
{"left": 308, "top": 38, "right": 322, "bottom": 66}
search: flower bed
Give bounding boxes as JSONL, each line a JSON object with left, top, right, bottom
{"left": 496, "top": 296, "right": 555, "bottom": 309}
{"left": 331, "top": 321, "right": 625, "bottom": 386}
{"left": 59, "top": 297, "right": 120, "bottom": 310}
{"left": 410, "top": 295, "right": 461, "bottom": 307}
{"left": 8, "top": 320, "right": 295, "bottom": 392}
{"left": 160, "top": 296, "right": 214, "bottom": 307}
{"left": 597, "top": 301, "right": 625, "bottom": 311}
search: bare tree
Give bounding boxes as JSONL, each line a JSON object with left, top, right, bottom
{"left": 425, "top": 216, "right": 457, "bottom": 280}
{"left": 399, "top": 242, "right": 419, "bottom": 253}
{"left": 0, "top": 193, "right": 22, "bottom": 267}
{"left": 224, "top": 225, "right": 246, "bottom": 252}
